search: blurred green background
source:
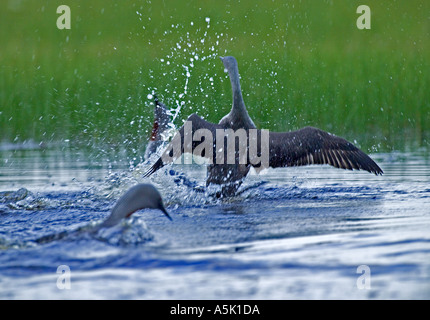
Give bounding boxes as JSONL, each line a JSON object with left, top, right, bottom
{"left": 1, "top": 0, "right": 429, "bottom": 162}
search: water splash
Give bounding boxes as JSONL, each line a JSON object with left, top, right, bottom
{"left": 146, "top": 16, "right": 225, "bottom": 129}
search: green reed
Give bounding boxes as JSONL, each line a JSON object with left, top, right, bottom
{"left": 1, "top": 0, "right": 429, "bottom": 159}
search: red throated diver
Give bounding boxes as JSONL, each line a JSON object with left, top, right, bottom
{"left": 143, "top": 57, "right": 383, "bottom": 196}
{"left": 143, "top": 114, "right": 383, "bottom": 178}
{"left": 100, "top": 183, "right": 171, "bottom": 228}
{"left": 35, "top": 184, "right": 171, "bottom": 244}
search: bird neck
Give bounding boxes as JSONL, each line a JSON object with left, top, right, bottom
{"left": 229, "top": 68, "right": 247, "bottom": 117}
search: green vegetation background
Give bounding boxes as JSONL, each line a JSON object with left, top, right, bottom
{"left": 1, "top": 0, "right": 429, "bottom": 160}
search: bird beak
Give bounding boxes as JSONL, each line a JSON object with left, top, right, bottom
{"left": 159, "top": 203, "right": 172, "bottom": 221}
{"left": 219, "top": 56, "right": 224, "bottom": 61}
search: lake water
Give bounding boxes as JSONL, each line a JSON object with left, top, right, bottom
{"left": 0, "top": 143, "right": 429, "bottom": 299}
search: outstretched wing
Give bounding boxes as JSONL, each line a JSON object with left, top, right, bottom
{"left": 143, "top": 114, "right": 221, "bottom": 178}
{"left": 267, "top": 126, "right": 383, "bottom": 175}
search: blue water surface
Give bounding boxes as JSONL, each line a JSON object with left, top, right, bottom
{"left": 0, "top": 146, "right": 429, "bottom": 299}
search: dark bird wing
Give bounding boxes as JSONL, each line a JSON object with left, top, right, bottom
{"left": 143, "top": 114, "right": 221, "bottom": 178}
{"left": 267, "top": 126, "right": 383, "bottom": 175}
{"left": 144, "top": 123, "right": 383, "bottom": 177}
{"left": 142, "top": 157, "right": 165, "bottom": 178}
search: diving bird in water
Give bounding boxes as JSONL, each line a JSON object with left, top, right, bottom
{"left": 143, "top": 56, "right": 383, "bottom": 196}
{"left": 99, "top": 183, "right": 171, "bottom": 228}
{"left": 35, "top": 183, "right": 171, "bottom": 244}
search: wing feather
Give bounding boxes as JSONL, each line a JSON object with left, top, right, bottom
{"left": 143, "top": 114, "right": 221, "bottom": 177}
{"left": 267, "top": 127, "right": 383, "bottom": 175}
